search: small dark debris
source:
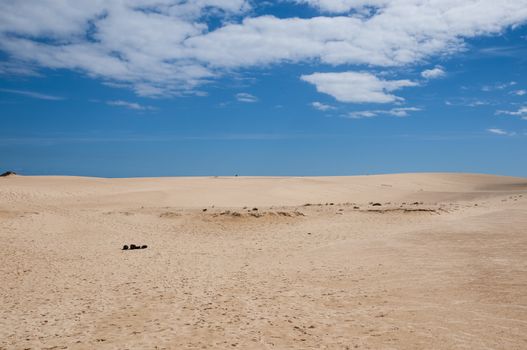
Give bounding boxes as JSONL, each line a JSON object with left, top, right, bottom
{"left": 252, "top": 207, "right": 258, "bottom": 211}
{"left": 202, "top": 208, "right": 207, "bottom": 212}
{"left": 124, "top": 244, "right": 148, "bottom": 250}
{"left": 371, "top": 203, "right": 382, "bottom": 206}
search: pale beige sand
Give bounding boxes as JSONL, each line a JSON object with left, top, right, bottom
{"left": 1, "top": 173, "right": 526, "bottom": 349}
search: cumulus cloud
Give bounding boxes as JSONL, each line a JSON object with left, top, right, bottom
{"left": 421, "top": 66, "right": 445, "bottom": 79}
{"left": 187, "top": 2, "right": 527, "bottom": 69}
{"left": 107, "top": 100, "right": 155, "bottom": 110}
{"left": 0, "top": 0, "right": 248, "bottom": 96}
{"left": 511, "top": 89, "right": 526, "bottom": 96}
{"left": 346, "top": 106, "right": 421, "bottom": 119}
{"left": 0, "top": 88, "right": 64, "bottom": 100}
{"left": 301, "top": 71, "right": 417, "bottom": 103}
{"left": 235, "top": 92, "right": 258, "bottom": 103}
{"left": 0, "top": 1, "right": 526, "bottom": 97}
{"left": 311, "top": 101, "right": 336, "bottom": 111}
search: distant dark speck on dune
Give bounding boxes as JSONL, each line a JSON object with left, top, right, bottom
{"left": 0, "top": 171, "right": 16, "bottom": 177}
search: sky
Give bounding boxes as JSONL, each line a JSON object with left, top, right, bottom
{"left": 1, "top": 0, "right": 527, "bottom": 177}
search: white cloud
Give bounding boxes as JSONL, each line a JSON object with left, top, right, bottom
{"left": 445, "top": 98, "right": 489, "bottom": 107}
{"left": 235, "top": 92, "right": 258, "bottom": 103}
{"left": 347, "top": 106, "right": 421, "bottom": 119}
{"left": 0, "top": 62, "right": 40, "bottom": 76}
{"left": 188, "top": 2, "right": 527, "bottom": 69}
{"left": 0, "top": 88, "right": 64, "bottom": 100}
{"left": 301, "top": 71, "right": 417, "bottom": 103}
{"left": 0, "top": 1, "right": 248, "bottom": 96}
{"left": 487, "top": 128, "right": 515, "bottom": 136}
{"left": 511, "top": 89, "right": 526, "bottom": 96}
{"left": 496, "top": 106, "right": 527, "bottom": 120}
{"left": 294, "top": 0, "right": 389, "bottom": 13}
{"left": 387, "top": 107, "right": 421, "bottom": 117}
{"left": 421, "top": 66, "right": 445, "bottom": 79}
{"left": 107, "top": 100, "right": 155, "bottom": 110}
{"left": 0, "top": 1, "right": 526, "bottom": 97}
{"left": 482, "top": 81, "right": 517, "bottom": 92}
{"left": 347, "top": 110, "right": 377, "bottom": 118}
{"left": 311, "top": 101, "right": 335, "bottom": 111}
{"left": 466, "top": 100, "right": 489, "bottom": 107}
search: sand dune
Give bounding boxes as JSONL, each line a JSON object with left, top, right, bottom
{"left": 1, "top": 173, "right": 526, "bottom": 349}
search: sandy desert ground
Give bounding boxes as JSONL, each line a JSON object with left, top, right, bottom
{"left": 1, "top": 173, "right": 526, "bottom": 349}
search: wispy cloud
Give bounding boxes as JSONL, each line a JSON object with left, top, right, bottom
{"left": 496, "top": 106, "right": 527, "bottom": 120}
{"left": 445, "top": 98, "right": 490, "bottom": 107}
{"left": 511, "top": 89, "right": 526, "bottom": 96}
{"left": 0, "top": 132, "right": 320, "bottom": 146}
{"left": 478, "top": 45, "right": 527, "bottom": 58}
{"left": 311, "top": 101, "right": 335, "bottom": 111}
{"left": 346, "top": 107, "right": 421, "bottom": 119}
{"left": 482, "top": 81, "right": 517, "bottom": 92}
{"left": 487, "top": 128, "right": 516, "bottom": 136}
{"left": 106, "top": 100, "right": 155, "bottom": 111}
{"left": 235, "top": 92, "right": 258, "bottom": 103}
{"left": 0, "top": 88, "right": 64, "bottom": 100}
{"left": 0, "top": 62, "right": 41, "bottom": 77}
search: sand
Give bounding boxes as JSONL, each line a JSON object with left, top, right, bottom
{"left": 1, "top": 173, "right": 526, "bottom": 349}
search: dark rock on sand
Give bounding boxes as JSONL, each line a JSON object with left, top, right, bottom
{"left": 123, "top": 244, "right": 147, "bottom": 251}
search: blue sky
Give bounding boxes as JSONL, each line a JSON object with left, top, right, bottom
{"left": 1, "top": 0, "right": 527, "bottom": 177}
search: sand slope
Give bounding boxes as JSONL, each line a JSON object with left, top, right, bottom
{"left": 1, "top": 173, "right": 526, "bottom": 349}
